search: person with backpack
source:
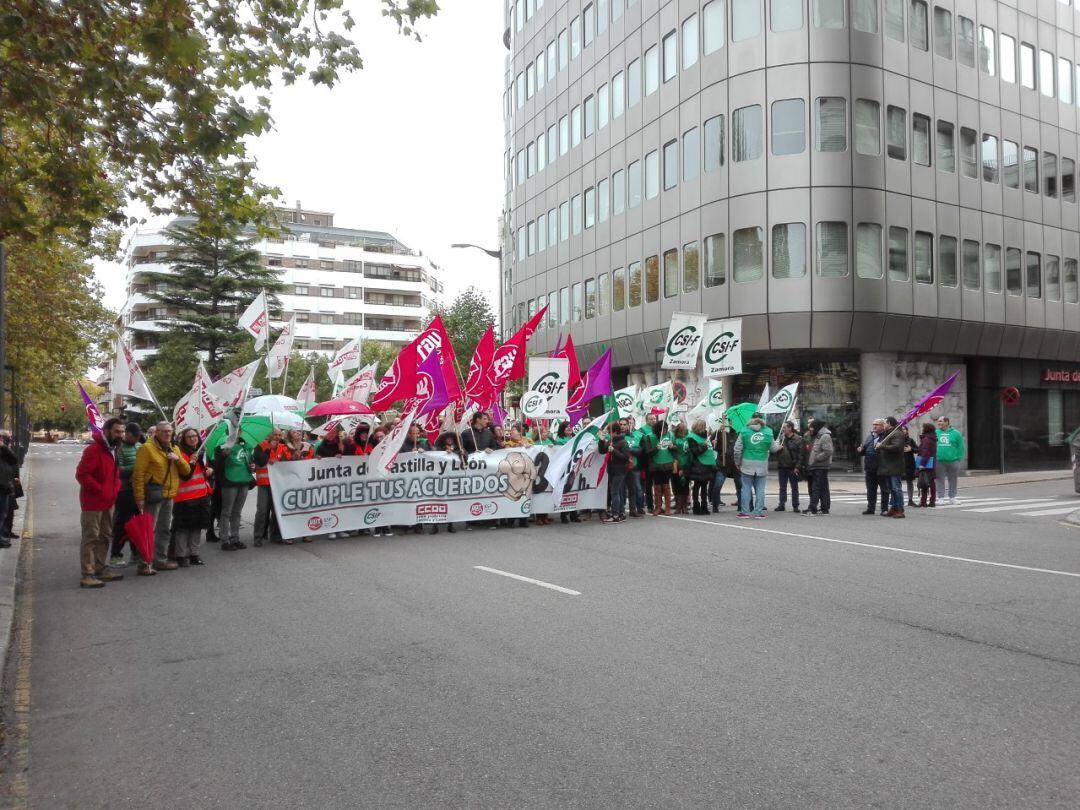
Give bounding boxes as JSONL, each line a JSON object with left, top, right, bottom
{"left": 687, "top": 421, "right": 718, "bottom": 515}
{"left": 771, "top": 420, "right": 805, "bottom": 513}
{"left": 734, "top": 417, "right": 774, "bottom": 518}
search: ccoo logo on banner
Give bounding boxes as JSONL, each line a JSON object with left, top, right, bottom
{"left": 702, "top": 318, "right": 743, "bottom": 378}
{"left": 661, "top": 312, "right": 707, "bottom": 370}
{"left": 525, "top": 357, "right": 570, "bottom": 419}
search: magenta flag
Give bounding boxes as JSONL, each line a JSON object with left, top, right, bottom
{"left": 406, "top": 348, "right": 449, "bottom": 416}
{"left": 897, "top": 370, "right": 961, "bottom": 429}
{"left": 78, "top": 382, "right": 106, "bottom": 441}
{"left": 567, "top": 348, "right": 614, "bottom": 424}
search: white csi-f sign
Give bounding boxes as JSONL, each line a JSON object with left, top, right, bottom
{"left": 525, "top": 357, "right": 570, "bottom": 419}
{"left": 701, "top": 318, "right": 743, "bottom": 377}
{"left": 661, "top": 312, "right": 707, "bottom": 370}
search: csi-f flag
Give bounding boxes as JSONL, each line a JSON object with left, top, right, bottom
{"left": 524, "top": 357, "right": 570, "bottom": 419}
{"left": 206, "top": 359, "right": 261, "bottom": 409}
{"left": 687, "top": 379, "right": 726, "bottom": 422}
{"left": 636, "top": 380, "right": 674, "bottom": 417}
{"left": 239, "top": 291, "right": 270, "bottom": 351}
{"left": 613, "top": 384, "right": 639, "bottom": 419}
{"left": 661, "top": 312, "right": 707, "bottom": 370}
{"left": 755, "top": 383, "right": 771, "bottom": 415}
{"left": 701, "top": 318, "right": 743, "bottom": 377}
{"left": 367, "top": 407, "right": 418, "bottom": 476}
{"left": 758, "top": 382, "right": 799, "bottom": 415}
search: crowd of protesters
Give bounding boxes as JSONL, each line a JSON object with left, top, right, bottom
{"left": 73, "top": 407, "right": 966, "bottom": 588}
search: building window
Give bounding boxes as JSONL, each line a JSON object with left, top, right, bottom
{"left": 1044, "top": 152, "right": 1057, "bottom": 198}
{"left": 1060, "top": 57, "right": 1073, "bottom": 104}
{"left": 628, "top": 58, "right": 641, "bottom": 106}
{"left": 268, "top": 257, "right": 283, "bottom": 267}
{"left": 644, "top": 44, "right": 659, "bottom": 95}
{"left": 813, "top": 0, "right": 844, "bottom": 29}
{"left": 732, "top": 0, "right": 760, "bottom": 41}
{"left": 936, "top": 120, "right": 955, "bottom": 172}
{"left": 854, "top": 99, "right": 880, "bottom": 155}
{"left": 571, "top": 193, "right": 582, "bottom": 234}
{"left": 961, "top": 240, "right": 980, "bottom": 290}
{"left": 1020, "top": 42, "right": 1035, "bottom": 89}
{"left": 320, "top": 340, "right": 336, "bottom": 351}
{"left": 982, "top": 134, "right": 999, "bottom": 183}
{"left": 613, "top": 169, "right": 626, "bottom": 214}
{"left": 571, "top": 104, "right": 582, "bottom": 146}
{"left": 939, "top": 235, "right": 957, "bottom": 287}
{"left": 295, "top": 311, "right": 309, "bottom": 323}
{"left": 985, "top": 243, "right": 1002, "bottom": 293}
{"left": 585, "top": 277, "right": 597, "bottom": 318}
{"left": 1047, "top": 255, "right": 1061, "bottom": 302}
{"left": 772, "top": 98, "right": 805, "bottom": 155}
{"left": 558, "top": 28, "right": 568, "bottom": 68}
{"left": 853, "top": 0, "right": 877, "bottom": 33}
{"left": 1000, "top": 34, "right": 1016, "bottom": 83}
{"left": 645, "top": 150, "right": 660, "bottom": 199}
{"left": 683, "top": 242, "right": 700, "bottom": 292}
{"left": 932, "top": 7, "right": 952, "bottom": 60}
{"left": 1023, "top": 147, "right": 1039, "bottom": 193}
{"left": 914, "top": 231, "right": 933, "bottom": 284}
{"left": 683, "top": 14, "right": 699, "bottom": 68}
{"left": 1026, "top": 252, "right": 1041, "bottom": 298}
{"left": 294, "top": 259, "right": 309, "bottom": 269}
{"left": 888, "top": 227, "right": 909, "bottom": 281}
{"left": 663, "top": 248, "right": 679, "bottom": 297}
{"left": 321, "top": 313, "right": 335, "bottom": 325}
{"left": 855, "top": 223, "right": 883, "bottom": 278}
{"left": 584, "top": 186, "right": 596, "bottom": 228}
{"left": 598, "top": 84, "right": 609, "bottom": 129}
{"left": 548, "top": 292, "right": 558, "bottom": 327}
{"left": 733, "top": 227, "right": 764, "bottom": 282}
{"left": 979, "top": 26, "right": 995, "bottom": 75}
{"left": 628, "top": 160, "right": 642, "bottom": 207}
{"left": 1062, "top": 158, "right": 1075, "bottom": 202}
{"left": 547, "top": 124, "right": 557, "bottom": 164}
{"left": 537, "top": 134, "right": 546, "bottom": 171}
{"left": 570, "top": 16, "right": 581, "bottom": 59}
{"left": 884, "top": 0, "right": 904, "bottom": 42}
{"left": 816, "top": 97, "right": 847, "bottom": 152}
{"left": 628, "top": 261, "right": 642, "bottom": 306}
{"left": 704, "top": 114, "right": 725, "bottom": 170}
{"left": 705, "top": 233, "right": 726, "bottom": 286}
{"left": 584, "top": 95, "right": 595, "bottom": 138}
{"left": 663, "top": 139, "right": 678, "bottom": 189}
{"left": 772, "top": 223, "right": 807, "bottom": 278}
{"left": 662, "top": 30, "right": 677, "bottom": 82}
{"left": 733, "top": 105, "right": 763, "bottom": 161}
{"left": 703, "top": 0, "right": 725, "bottom": 53}
{"left": 559, "top": 115, "right": 568, "bottom": 155}
{"left": 960, "top": 127, "right": 977, "bottom": 178}
{"left": 816, "top": 222, "right": 848, "bottom": 277}
{"left": 910, "top": 0, "right": 928, "bottom": 51}
{"left": 294, "top": 285, "right": 308, "bottom": 295}
{"left": 583, "top": 3, "right": 594, "bottom": 45}
{"left": 537, "top": 214, "right": 546, "bottom": 251}
{"left": 613, "top": 268, "right": 626, "bottom": 311}
{"left": 612, "top": 72, "right": 625, "bottom": 118}
{"left": 547, "top": 40, "right": 557, "bottom": 80}
{"left": 548, "top": 208, "right": 557, "bottom": 245}
{"left": 597, "top": 0, "right": 607, "bottom": 34}
{"left": 1065, "top": 259, "right": 1078, "bottom": 303}
{"left": 527, "top": 221, "right": 536, "bottom": 255}
{"left": 559, "top": 201, "right": 570, "bottom": 241}
{"left": 537, "top": 52, "right": 545, "bottom": 91}
{"left": 516, "top": 227, "right": 526, "bottom": 260}
{"left": 886, "top": 106, "right": 906, "bottom": 160}
{"left": 912, "top": 114, "right": 931, "bottom": 166}
{"left": 1003, "top": 140, "right": 1020, "bottom": 188}
{"left": 683, "top": 128, "right": 700, "bottom": 181}
{"left": 1040, "top": 50, "right": 1055, "bottom": 98}
{"left": 526, "top": 63, "right": 535, "bottom": 99}
{"left": 345, "top": 286, "right": 361, "bottom": 299}
{"left": 956, "top": 16, "right": 975, "bottom": 66}
{"left": 598, "top": 177, "right": 610, "bottom": 222}
{"left": 1005, "top": 247, "right": 1022, "bottom": 295}
{"left": 571, "top": 282, "right": 582, "bottom": 320}
{"left": 597, "top": 273, "right": 609, "bottom": 316}
{"left": 771, "top": 0, "right": 802, "bottom": 32}
{"left": 645, "top": 254, "right": 660, "bottom": 302}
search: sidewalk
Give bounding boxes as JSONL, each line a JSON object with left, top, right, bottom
{"left": 736, "top": 468, "right": 1071, "bottom": 496}
{"left": 0, "top": 457, "right": 29, "bottom": 681}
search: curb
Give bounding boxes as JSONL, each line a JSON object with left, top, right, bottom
{"left": 0, "top": 456, "right": 30, "bottom": 683}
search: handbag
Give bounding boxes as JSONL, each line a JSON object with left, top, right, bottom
{"left": 144, "top": 450, "right": 174, "bottom": 504}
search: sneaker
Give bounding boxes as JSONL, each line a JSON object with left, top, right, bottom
{"left": 861, "top": 509, "right": 875, "bottom": 515}
{"left": 601, "top": 516, "right": 618, "bottom": 523}
{"left": 175, "top": 557, "right": 190, "bottom": 568}
{"left": 737, "top": 513, "right": 750, "bottom": 519}
{"left": 189, "top": 556, "right": 204, "bottom": 566}
{"left": 234, "top": 542, "right": 247, "bottom": 550}
{"left": 109, "top": 555, "right": 127, "bottom": 568}
{"left": 948, "top": 497, "right": 957, "bottom": 505}
{"left": 752, "top": 514, "right": 766, "bottom": 520}
{"left": 80, "top": 575, "right": 105, "bottom": 589}
{"left": 774, "top": 505, "right": 785, "bottom": 512}
{"left": 220, "top": 542, "right": 237, "bottom": 551}
{"left": 96, "top": 569, "right": 124, "bottom": 582}
{"left": 384, "top": 528, "right": 394, "bottom": 536}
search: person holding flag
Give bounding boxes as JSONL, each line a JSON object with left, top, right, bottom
{"left": 733, "top": 417, "right": 774, "bottom": 518}
{"left": 108, "top": 422, "right": 144, "bottom": 567}
{"left": 75, "top": 417, "right": 126, "bottom": 588}
{"left": 640, "top": 413, "right": 675, "bottom": 516}
{"left": 170, "top": 428, "right": 213, "bottom": 566}
{"left": 687, "top": 420, "right": 718, "bottom": 515}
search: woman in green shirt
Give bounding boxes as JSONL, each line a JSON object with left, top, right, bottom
{"left": 641, "top": 418, "right": 675, "bottom": 516}
{"left": 671, "top": 424, "right": 692, "bottom": 514}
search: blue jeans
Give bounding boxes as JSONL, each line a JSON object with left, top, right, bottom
{"left": 608, "top": 475, "right": 627, "bottom": 518}
{"left": 888, "top": 475, "right": 904, "bottom": 512}
{"left": 626, "top": 472, "right": 643, "bottom": 515}
{"left": 777, "top": 468, "right": 800, "bottom": 509}
{"left": 710, "top": 470, "right": 727, "bottom": 508}
{"left": 739, "top": 473, "right": 766, "bottom": 515}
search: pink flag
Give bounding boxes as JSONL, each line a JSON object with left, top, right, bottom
{"left": 897, "top": 371, "right": 961, "bottom": 429}
{"left": 371, "top": 342, "right": 419, "bottom": 411}
{"left": 403, "top": 349, "right": 449, "bottom": 416}
{"left": 414, "top": 315, "right": 462, "bottom": 401}
{"left": 567, "top": 348, "right": 614, "bottom": 424}
{"left": 78, "top": 382, "right": 105, "bottom": 441}
{"left": 491, "top": 307, "right": 547, "bottom": 390}
{"left": 552, "top": 334, "right": 581, "bottom": 391}
{"left": 465, "top": 324, "right": 495, "bottom": 406}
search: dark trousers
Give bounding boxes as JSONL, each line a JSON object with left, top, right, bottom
{"left": 691, "top": 479, "right": 709, "bottom": 511}
{"left": 809, "top": 469, "right": 831, "bottom": 513}
{"left": 111, "top": 489, "right": 138, "bottom": 556}
{"left": 3, "top": 497, "right": 15, "bottom": 535}
{"left": 865, "top": 471, "right": 888, "bottom": 511}
{"left": 643, "top": 469, "right": 654, "bottom": 511}
{"left": 777, "top": 467, "right": 800, "bottom": 509}
{"left": 888, "top": 475, "right": 904, "bottom": 512}
{"left": 608, "top": 474, "right": 627, "bottom": 518}
{"left": 626, "top": 472, "right": 643, "bottom": 515}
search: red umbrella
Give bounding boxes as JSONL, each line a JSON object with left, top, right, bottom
{"left": 124, "top": 513, "right": 156, "bottom": 565}
{"left": 305, "top": 399, "right": 376, "bottom": 418}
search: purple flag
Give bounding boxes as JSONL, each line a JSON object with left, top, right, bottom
{"left": 897, "top": 371, "right": 960, "bottom": 429}
{"left": 491, "top": 398, "right": 508, "bottom": 427}
{"left": 567, "top": 348, "right": 614, "bottom": 425}
{"left": 406, "top": 348, "right": 449, "bottom": 416}
{"left": 78, "top": 382, "right": 106, "bottom": 442}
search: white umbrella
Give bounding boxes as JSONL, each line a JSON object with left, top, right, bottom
{"left": 243, "top": 394, "right": 303, "bottom": 415}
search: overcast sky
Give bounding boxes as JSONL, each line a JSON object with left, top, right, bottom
{"left": 96, "top": 0, "right": 506, "bottom": 312}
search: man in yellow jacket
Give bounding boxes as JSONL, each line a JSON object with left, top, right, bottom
{"left": 132, "top": 422, "right": 190, "bottom": 575}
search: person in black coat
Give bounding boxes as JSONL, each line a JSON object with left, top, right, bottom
{"left": 901, "top": 426, "right": 919, "bottom": 506}
{"left": 600, "top": 423, "right": 631, "bottom": 522}
{"left": 0, "top": 435, "right": 18, "bottom": 549}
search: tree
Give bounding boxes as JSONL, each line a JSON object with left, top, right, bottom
{"left": 427, "top": 286, "right": 496, "bottom": 373}
{"left": 0, "top": 0, "right": 439, "bottom": 247}
{"left": 140, "top": 219, "right": 285, "bottom": 377}
{"left": 32, "top": 379, "right": 105, "bottom": 435}
{"left": 144, "top": 332, "right": 201, "bottom": 415}
{"left": 360, "top": 341, "right": 401, "bottom": 379}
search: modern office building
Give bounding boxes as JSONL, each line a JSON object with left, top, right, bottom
{"left": 502, "top": 0, "right": 1080, "bottom": 470}
{"left": 120, "top": 203, "right": 445, "bottom": 361}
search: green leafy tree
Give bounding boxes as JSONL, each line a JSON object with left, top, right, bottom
{"left": 427, "top": 286, "right": 496, "bottom": 373}
{"left": 359, "top": 341, "right": 400, "bottom": 379}
{"left": 144, "top": 332, "right": 201, "bottom": 415}
{"left": 140, "top": 219, "right": 285, "bottom": 377}
{"left": 0, "top": 0, "right": 439, "bottom": 247}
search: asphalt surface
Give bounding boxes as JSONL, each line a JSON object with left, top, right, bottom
{"left": 5, "top": 444, "right": 1080, "bottom": 809}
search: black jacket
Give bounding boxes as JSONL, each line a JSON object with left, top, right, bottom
{"left": 0, "top": 445, "right": 17, "bottom": 493}
{"left": 774, "top": 433, "right": 805, "bottom": 469}
{"left": 462, "top": 427, "right": 501, "bottom": 453}
{"left": 602, "top": 434, "right": 631, "bottom": 475}
{"left": 876, "top": 429, "right": 906, "bottom": 477}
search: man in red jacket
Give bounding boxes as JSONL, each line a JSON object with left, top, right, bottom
{"left": 75, "top": 417, "right": 125, "bottom": 589}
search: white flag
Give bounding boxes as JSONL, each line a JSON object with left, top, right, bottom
{"left": 455, "top": 402, "right": 479, "bottom": 433}
{"left": 758, "top": 382, "right": 799, "bottom": 415}
{"left": 340, "top": 362, "right": 378, "bottom": 404}
{"left": 175, "top": 361, "right": 224, "bottom": 431}
{"left": 687, "top": 379, "right": 726, "bottom": 430}
{"left": 206, "top": 359, "right": 261, "bottom": 408}
{"left": 613, "top": 384, "right": 639, "bottom": 419}
{"left": 239, "top": 291, "right": 270, "bottom": 351}
{"left": 635, "top": 380, "right": 674, "bottom": 418}
{"left": 327, "top": 338, "right": 361, "bottom": 380}
{"left": 295, "top": 368, "right": 317, "bottom": 408}
{"left": 547, "top": 411, "right": 608, "bottom": 495}
{"left": 332, "top": 371, "right": 345, "bottom": 399}
{"left": 701, "top": 319, "right": 743, "bottom": 378}
{"left": 367, "top": 407, "right": 417, "bottom": 476}
{"left": 661, "top": 312, "right": 707, "bottom": 370}
{"left": 266, "top": 315, "right": 296, "bottom": 379}
{"left": 755, "top": 383, "right": 772, "bottom": 415}
{"left": 111, "top": 337, "right": 155, "bottom": 402}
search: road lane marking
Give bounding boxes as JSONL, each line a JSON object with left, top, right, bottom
{"left": 663, "top": 516, "right": 1080, "bottom": 579}
{"left": 963, "top": 499, "right": 1059, "bottom": 512}
{"left": 474, "top": 566, "right": 581, "bottom": 595}
{"left": 1016, "top": 506, "right": 1080, "bottom": 517}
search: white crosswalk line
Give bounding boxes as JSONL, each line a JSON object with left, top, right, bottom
{"left": 964, "top": 499, "right": 1059, "bottom": 513}
{"left": 1015, "top": 506, "right": 1080, "bottom": 517}
{"left": 935, "top": 498, "right": 1009, "bottom": 509}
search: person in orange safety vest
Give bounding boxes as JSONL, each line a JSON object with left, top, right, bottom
{"left": 171, "top": 428, "right": 213, "bottom": 566}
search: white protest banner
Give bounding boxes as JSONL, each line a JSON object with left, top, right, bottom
{"left": 758, "top": 382, "right": 799, "bottom": 415}
{"left": 207, "top": 359, "right": 261, "bottom": 408}
{"left": 111, "top": 337, "right": 155, "bottom": 402}
{"left": 266, "top": 315, "right": 296, "bottom": 379}
{"left": 660, "top": 312, "right": 707, "bottom": 370}
{"left": 367, "top": 407, "right": 417, "bottom": 476}
{"left": 327, "top": 338, "right": 361, "bottom": 380}
{"left": 268, "top": 446, "right": 606, "bottom": 538}
{"left": 238, "top": 291, "right": 270, "bottom": 351}
{"left": 340, "top": 362, "right": 378, "bottom": 404}
{"left": 613, "top": 384, "right": 639, "bottom": 419}
{"left": 701, "top": 318, "right": 743, "bottom": 377}
{"left": 525, "top": 357, "right": 570, "bottom": 419}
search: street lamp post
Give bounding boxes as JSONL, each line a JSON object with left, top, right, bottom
{"left": 451, "top": 243, "right": 504, "bottom": 336}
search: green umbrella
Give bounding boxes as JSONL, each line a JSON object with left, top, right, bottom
{"left": 725, "top": 402, "right": 758, "bottom": 434}
{"left": 204, "top": 414, "right": 276, "bottom": 459}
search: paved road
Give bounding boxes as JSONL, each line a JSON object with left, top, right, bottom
{"left": 5, "top": 445, "right": 1080, "bottom": 808}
